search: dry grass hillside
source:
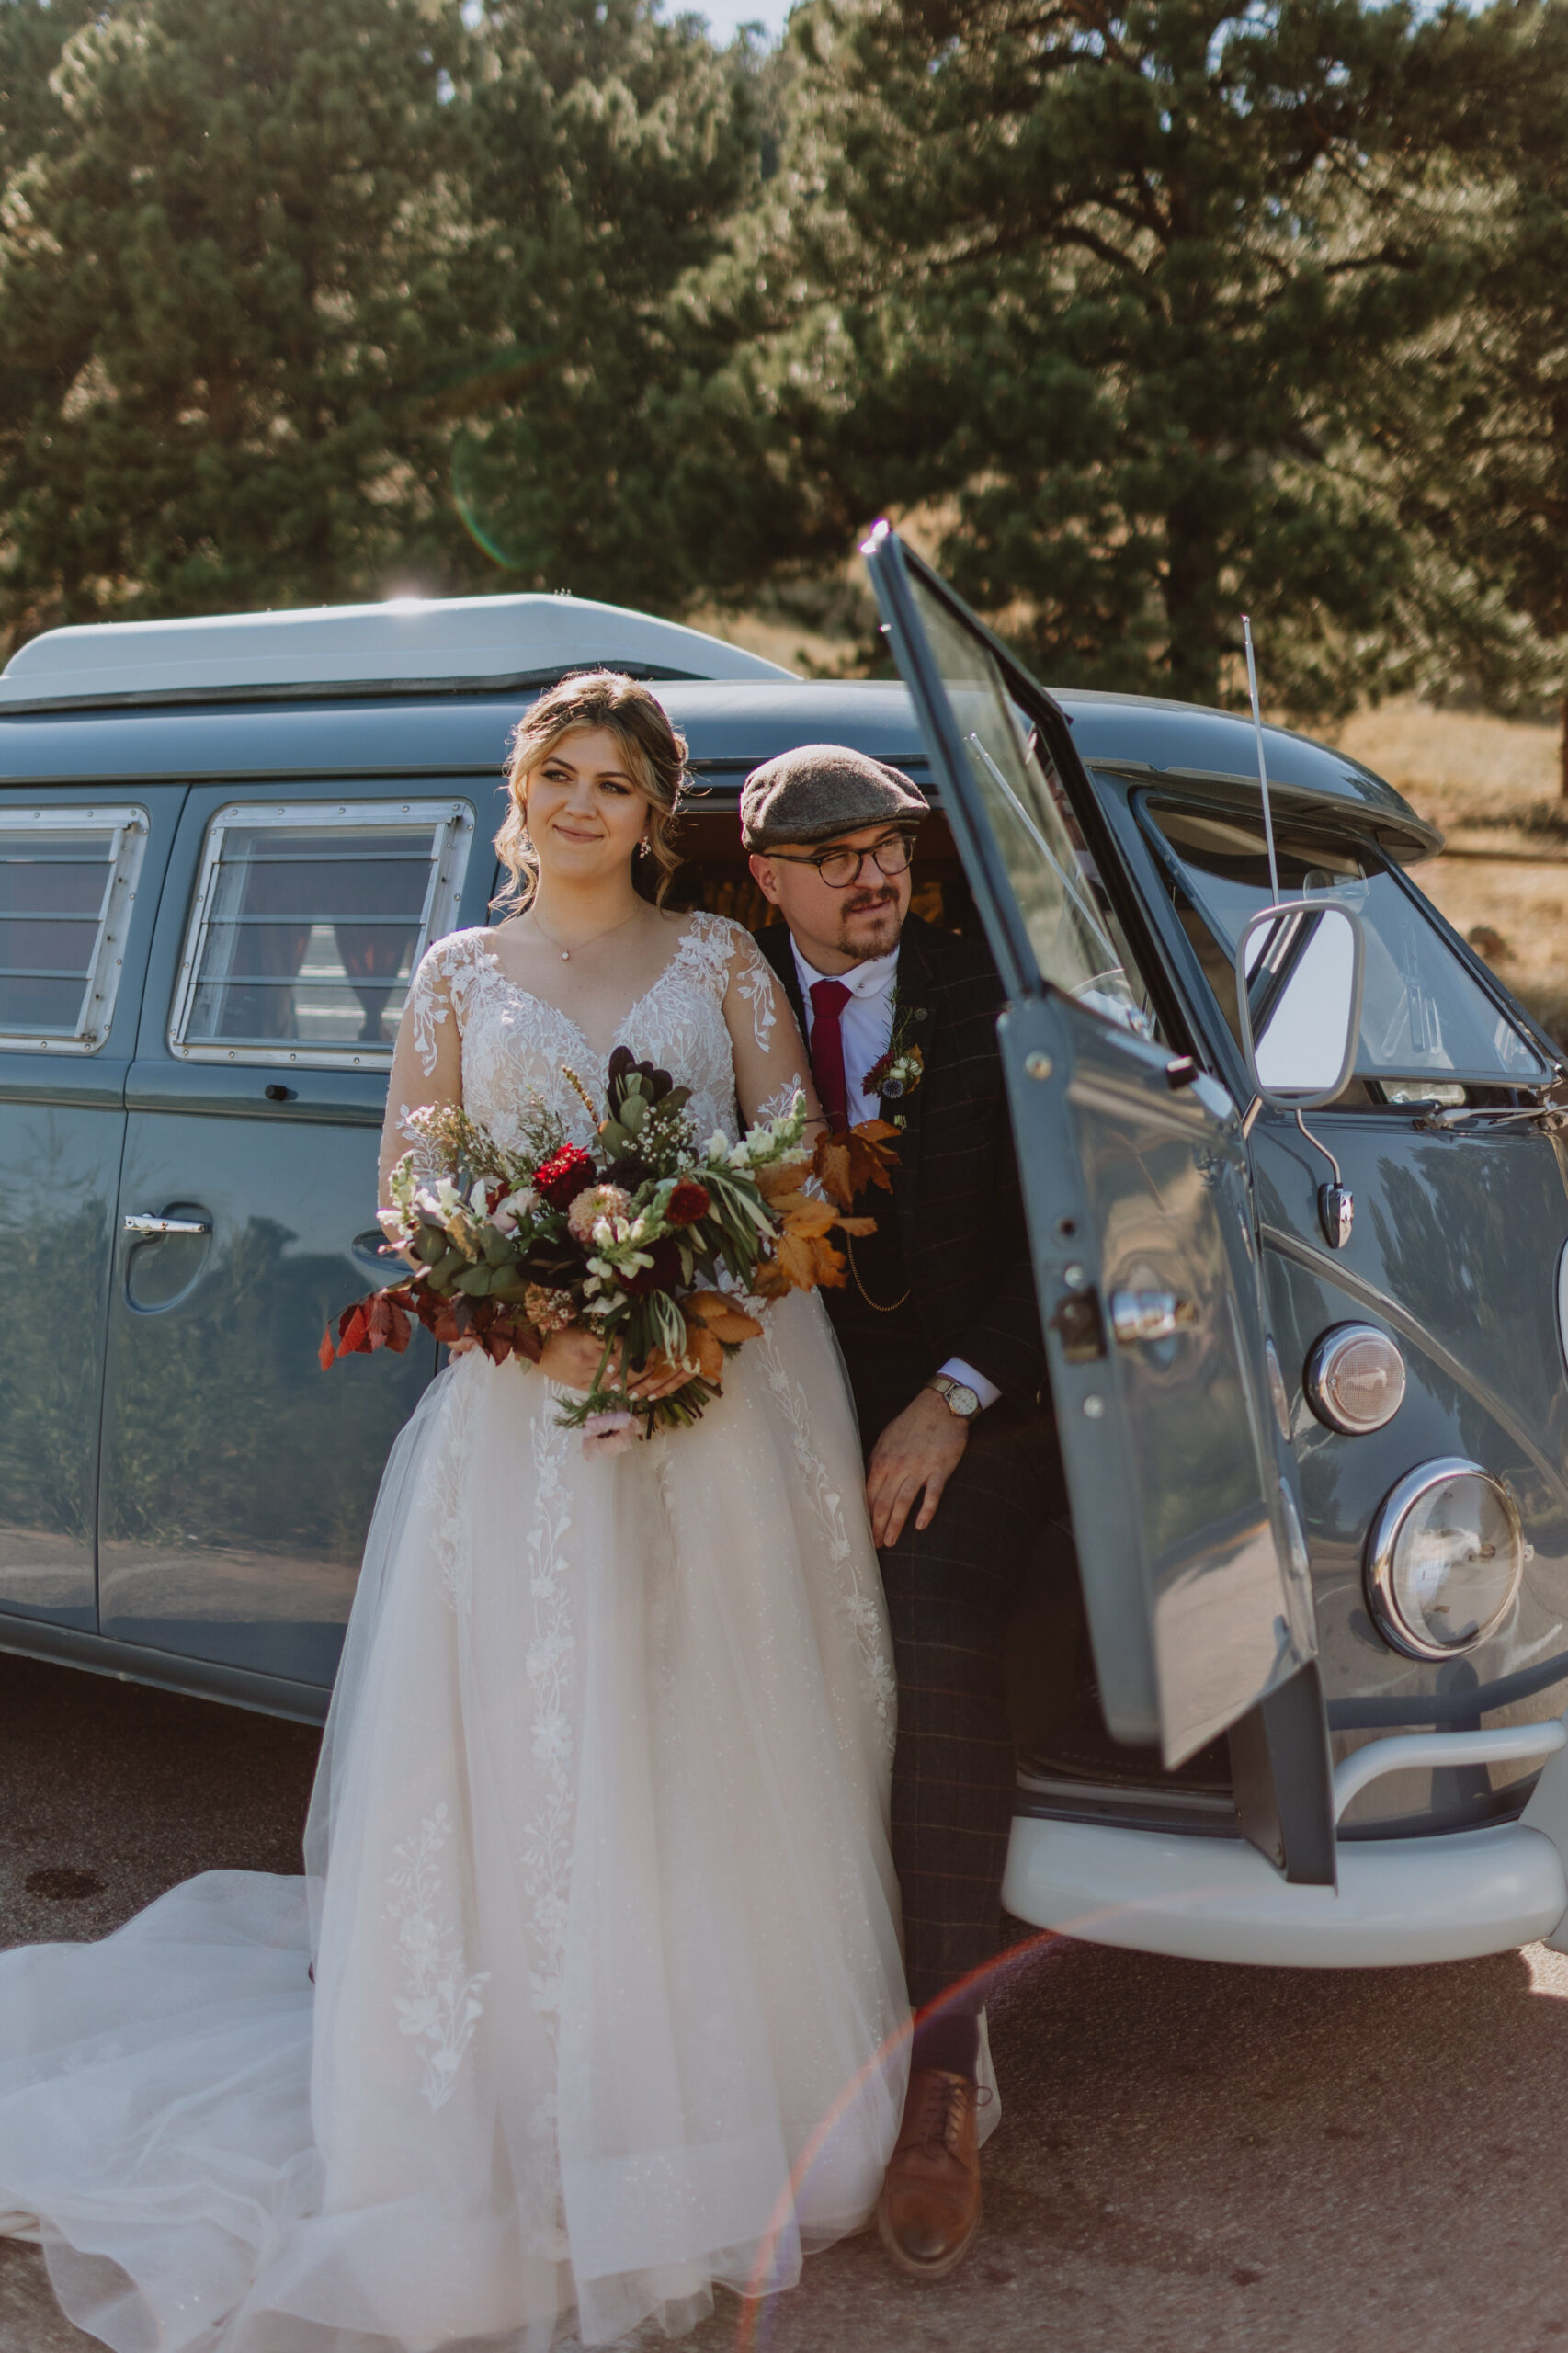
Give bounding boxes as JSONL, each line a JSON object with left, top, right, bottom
{"left": 695, "top": 603, "right": 1568, "bottom": 1050}
{"left": 1330, "top": 702, "right": 1568, "bottom": 1050}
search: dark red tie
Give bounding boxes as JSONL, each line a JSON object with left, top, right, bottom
{"left": 810, "top": 979, "right": 852, "bottom": 1134}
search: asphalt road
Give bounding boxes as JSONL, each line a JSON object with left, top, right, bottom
{"left": 6, "top": 1650, "right": 1568, "bottom": 2353}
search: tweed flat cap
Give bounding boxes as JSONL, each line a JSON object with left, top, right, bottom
{"left": 741, "top": 743, "right": 929, "bottom": 851}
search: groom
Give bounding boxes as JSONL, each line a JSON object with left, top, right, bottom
{"left": 745, "top": 745, "right": 1059, "bottom": 2280}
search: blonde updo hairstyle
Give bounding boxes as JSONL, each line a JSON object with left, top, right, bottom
{"left": 496, "top": 670, "right": 689, "bottom": 912}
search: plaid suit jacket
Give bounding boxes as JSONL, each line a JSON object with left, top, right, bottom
{"left": 753, "top": 914, "right": 1046, "bottom": 1404}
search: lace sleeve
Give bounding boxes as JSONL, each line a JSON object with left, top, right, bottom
{"left": 720, "top": 925, "right": 822, "bottom": 1136}
{"left": 379, "top": 937, "right": 468, "bottom": 1205}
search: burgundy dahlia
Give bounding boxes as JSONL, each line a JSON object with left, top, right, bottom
{"left": 665, "top": 1180, "right": 710, "bottom": 1227}
{"left": 534, "top": 1143, "right": 596, "bottom": 1211}
{"left": 624, "top": 1235, "right": 684, "bottom": 1295}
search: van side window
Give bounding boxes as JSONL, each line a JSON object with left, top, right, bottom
{"left": 0, "top": 805, "right": 147, "bottom": 1053}
{"left": 170, "top": 800, "right": 473, "bottom": 1070}
{"left": 1143, "top": 800, "right": 1549, "bottom": 1095}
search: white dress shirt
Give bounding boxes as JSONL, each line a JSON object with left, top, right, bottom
{"left": 791, "top": 938, "right": 1001, "bottom": 1413}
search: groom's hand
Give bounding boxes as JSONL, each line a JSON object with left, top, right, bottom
{"left": 867, "top": 1392, "right": 970, "bottom": 1547}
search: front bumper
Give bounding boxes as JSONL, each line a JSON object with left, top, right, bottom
{"left": 1001, "top": 1814, "right": 1568, "bottom": 1967}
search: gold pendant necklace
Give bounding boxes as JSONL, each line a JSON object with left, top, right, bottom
{"left": 528, "top": 906, "right": 640, "bottom": 964}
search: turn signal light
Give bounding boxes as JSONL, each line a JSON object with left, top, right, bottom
{"left": 1305, "top": 1323, "right": 1406, "bottom": 1435}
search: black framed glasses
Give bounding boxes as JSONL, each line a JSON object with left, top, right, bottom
{"left": 767, "top": 833, "right": 915, "bottom": 890}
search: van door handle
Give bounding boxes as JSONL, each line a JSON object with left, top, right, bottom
{"left": 1109, "top": 1289, "right": 1197, "bottom": 1345}
{"left": 124, "top": 1213, "right": 210, "bottom": 1237}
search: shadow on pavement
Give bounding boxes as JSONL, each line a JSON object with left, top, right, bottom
{"left": 5, "top": 1654, "right": 1568, "bottom": 2353}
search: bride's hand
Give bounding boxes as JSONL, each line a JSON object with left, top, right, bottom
{"left": 536, "top": 1329, "right": 693, "bottom": 1403}
{"left": 538, "top": 1327, "right": 620, "bottom": 1392}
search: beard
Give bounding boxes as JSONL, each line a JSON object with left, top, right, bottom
{"left": 835, "top": 887, "right": 903, "bottom": 959}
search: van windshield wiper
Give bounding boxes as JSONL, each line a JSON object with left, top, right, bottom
{"left": 1414, "top": 1086, "right": 1568, "bottom": 1133}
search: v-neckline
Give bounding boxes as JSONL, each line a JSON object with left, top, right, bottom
{"left": 477, "top": 925, "right": 699, "bottom": 1066}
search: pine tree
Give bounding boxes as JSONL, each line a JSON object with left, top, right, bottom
{"left": 440, "top": 0, "right": 767, "bottom": 611}
{"left": 0, "top": 0, "right": 467, "bottom": 646}
{"left": 731, "top": 0, "right": 1518, "bottom": 713}
{"left": 1386, "top": 0, "right": 1568, "bottom": 787}
{"left": 0, "top": 0, "right": 97, "bottom": 188}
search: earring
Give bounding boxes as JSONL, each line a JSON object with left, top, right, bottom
{"left": 637, "top": 836, "right": 652, "bottom": 859}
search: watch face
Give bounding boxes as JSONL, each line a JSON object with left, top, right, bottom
{"left": 934, "top": 1378, "right": 979, "bottom": 1418}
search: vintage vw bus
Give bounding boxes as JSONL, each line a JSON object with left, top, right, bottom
{"left": 4, "top": 540, "right": 1568, "bottom": 1973}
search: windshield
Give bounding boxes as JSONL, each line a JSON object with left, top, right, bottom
{"left": 907, "top": 574, "right": 1158, "bottom": 1035}
{"left": 1144, "top": 801, "right": 1548, "bottom": 1091}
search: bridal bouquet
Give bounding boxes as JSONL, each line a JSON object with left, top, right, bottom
{"left": 323, "top": 1047, "right": 897, "bottom": 1451}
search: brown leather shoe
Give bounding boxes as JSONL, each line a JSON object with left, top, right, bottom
{"left": 876, "top": 2066, "right": 983, "bottom": 2279}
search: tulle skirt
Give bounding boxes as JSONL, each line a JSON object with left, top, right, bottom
{"left": 0, "top": 1293, "right": 910, "bottom": 2350}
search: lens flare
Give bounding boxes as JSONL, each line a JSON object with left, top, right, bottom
{"left": 727, "top": 1929, "right": 1071, "bottom": 2351}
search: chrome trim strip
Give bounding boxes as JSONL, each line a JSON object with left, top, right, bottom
{"left": 1327, "top": 1644, "right": 1568, "bottom": 1729}
{"left": 0, "top": 804, "right": 147, "bottom": 1056}
{"left": 167, "top": 797, "right": 474, "bottom": 1073}
{"left": 1332, "top": 1722, "right": 1565, "bottom": 1822}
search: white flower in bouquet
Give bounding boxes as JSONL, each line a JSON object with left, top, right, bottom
{"left": 567, "top": 1183, "right": 633, "bottom": 1245}
{"left": 580, "top": 1410, "right": 638, "bottom": 1459}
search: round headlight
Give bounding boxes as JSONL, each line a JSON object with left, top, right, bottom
{"left": 1305, "top": 1323, "right": 1406, "bottom": 1435}
{"left": 1365, "top": 1459, "right": 1525, "bottom": 1660}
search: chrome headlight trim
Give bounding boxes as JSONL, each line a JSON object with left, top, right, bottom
{"left": 1365, "top": 1457, "right": 1525, "bottom": 1662}
{"left": 1305, "top": 1322, "right": 1406, "bottom": 1436}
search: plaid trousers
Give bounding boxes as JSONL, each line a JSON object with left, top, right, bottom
{"left": 847, "top": 1343, "right": 1066, "bottom": 2013}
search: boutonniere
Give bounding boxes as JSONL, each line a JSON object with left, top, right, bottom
{"left": 865, "top": 995, "right": 927, "bottom": 1129}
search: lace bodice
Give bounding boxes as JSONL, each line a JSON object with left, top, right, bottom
{"left": 394, "top": 913, "right": 790, "bottom": 1165}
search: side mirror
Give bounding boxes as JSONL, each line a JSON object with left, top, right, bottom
{"left": 1236, "top": 899, "right": 1364, "bottom": 1110}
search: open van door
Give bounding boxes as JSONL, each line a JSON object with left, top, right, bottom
{"left": 862, "top": 523, "right": 1335, "bottom": 1882}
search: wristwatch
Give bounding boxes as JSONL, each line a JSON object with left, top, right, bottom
{"left": 926, "top": 1373, "right": 982, "bottom": 1421}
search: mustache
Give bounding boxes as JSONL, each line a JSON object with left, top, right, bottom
{"left": 842, "top": 890, "right": 898, "bottom": 916}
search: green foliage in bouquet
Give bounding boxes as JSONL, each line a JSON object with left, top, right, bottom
{"left": 323, "top": 1052, "right": 896, "bottom": 1453}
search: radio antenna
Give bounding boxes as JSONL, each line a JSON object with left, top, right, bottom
{"left": 1242, "top": 615, "right": 1281, "bottom": 906}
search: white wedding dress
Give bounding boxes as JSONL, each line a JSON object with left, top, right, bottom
{"left": 0, "top": 915, "right": 909, "bottom": 2352}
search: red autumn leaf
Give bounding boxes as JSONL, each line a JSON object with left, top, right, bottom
{"left": 366, "top": 1292, "right": 413, "bottom": 1354}
{"left": 336, "top": 1302, "right": 371, "bottom": 1355}
{"left": 318, "top": 1326, "right": 336, "bottom": 1370}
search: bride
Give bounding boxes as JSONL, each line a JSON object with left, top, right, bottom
{"left": 0, "top": 672, "right": 909, "bottom": 2351}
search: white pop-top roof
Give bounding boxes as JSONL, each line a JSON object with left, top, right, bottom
{"left": 0, "top": 591, "right": 794, "bottom": 709}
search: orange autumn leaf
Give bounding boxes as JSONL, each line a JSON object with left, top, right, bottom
{"left": 764, "top": 1188, "right": 818, "bottom": 1222}
{"left": 763, "top": 1225, "right": 849, "bottom": 1294}
{"left": 777, "top": 1195, "right": 840, "bottom": 1241}
{"left": 319, "top": 1326, "right": 336, "bottom": 1370}
{"left": 812, "top": 1121, "right": 900, "bottom": 1210}
{"left": 754, "top": 1156, "right": 814, "bottom": 1203}
{"left": 674, "top": 1323, "right": 725, "bottom": 1384}
{"left": 834, "top": 1214, "right": 878, "bottom": 1236}
{"left": 685, "top": 1291, "right": 764, "bottom": 1345}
